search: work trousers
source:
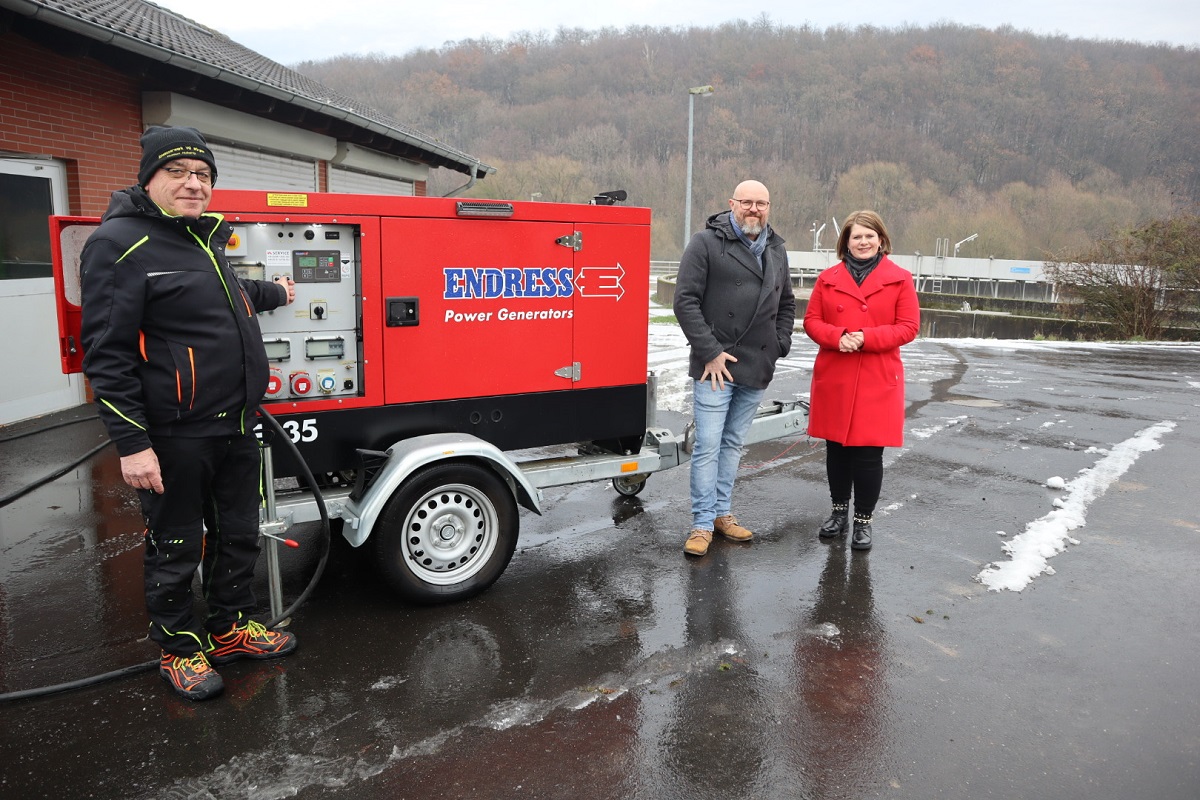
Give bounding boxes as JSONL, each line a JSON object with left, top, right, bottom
{"left": 139, "top": 433, "right": 262, "bottom": 656}
{"left": 824, "top": 440, "right": 884, "bottom": 518}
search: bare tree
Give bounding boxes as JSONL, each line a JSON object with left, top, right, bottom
{"left": 1045, "top": 213, "right": 1200, "bottom": 339}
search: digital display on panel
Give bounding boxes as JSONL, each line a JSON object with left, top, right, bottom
{"left": 292, "top": 250, "right": 341, "bottom": 283}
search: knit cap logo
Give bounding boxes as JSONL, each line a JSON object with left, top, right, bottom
{"left": 157, "top": 145, "right": 209, "bottom": 160}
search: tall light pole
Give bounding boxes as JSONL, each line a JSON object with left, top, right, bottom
{"left": 684, "top": 85, "right": 714, "bottom": 251}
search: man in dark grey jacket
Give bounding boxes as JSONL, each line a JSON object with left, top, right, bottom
{"left": 673, "top": 180, "right": 796, "bottom": 556}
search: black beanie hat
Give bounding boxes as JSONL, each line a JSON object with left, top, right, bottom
{"left": 137, "top": 125, "right": 218, "bottom": 187}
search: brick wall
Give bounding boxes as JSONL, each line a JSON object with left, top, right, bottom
{"left": 0, "top": 36, "right": 144, "bottom": 217}
{"left": 1, "top": 34, "right": 440, "bottom": 210}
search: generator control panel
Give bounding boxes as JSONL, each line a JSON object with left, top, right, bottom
{"left": 227, "top": 222, "right": 362, "bottom": 403}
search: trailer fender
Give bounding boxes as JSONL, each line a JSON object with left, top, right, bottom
{"left": 343, "top": 432, "right": 543, "bottom": 548}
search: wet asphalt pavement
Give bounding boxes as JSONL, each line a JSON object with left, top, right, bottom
{"left": 1, "top": 336, "right": 1198, "bottom": 799}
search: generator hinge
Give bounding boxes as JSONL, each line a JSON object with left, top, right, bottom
{"left": 554, "top": 362, "right": 581, "bottom": 381}
{"left": 555, "top": 231, "right": 582, "bottom": 251}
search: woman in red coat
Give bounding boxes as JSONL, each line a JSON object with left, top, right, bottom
{"left": 803, "top": 211, "right": 919, "bottom": 551}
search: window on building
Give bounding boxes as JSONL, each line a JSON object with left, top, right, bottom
{"left": 0, "top": 170, "right": 54, "bottom": 280}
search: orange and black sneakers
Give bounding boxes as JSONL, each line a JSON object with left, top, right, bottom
{"left": 160, "top": 651, "right": 224, "bottom": 701}
{"left": 207, "top": 617, "right": 298, "bottom": 666}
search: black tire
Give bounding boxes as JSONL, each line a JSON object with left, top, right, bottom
{"left": 372, "top": 461, "right": 519, "bottom": 604}
{"left": 612, "top": 474, "right": 648, "bottom": 496}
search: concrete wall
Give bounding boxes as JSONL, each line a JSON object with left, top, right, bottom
{"left": 653, "top": 275, "right": 1200, "bottom": 342}
{"left": 787, "top": 251, "right": 1054, "bottom": 302}
{"left": 656, "top": 252, "right": 1054, "bottom": 302}
{"left": 787, "top": 250, "right": 1049, "bottom": 282}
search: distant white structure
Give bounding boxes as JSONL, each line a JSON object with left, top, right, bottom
{"left": 787, "top": 251, "right": 1053, "bottom": 302}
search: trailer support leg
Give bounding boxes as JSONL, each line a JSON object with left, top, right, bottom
{"left": 261, "top": 446, "right": 285, "bottom": 621}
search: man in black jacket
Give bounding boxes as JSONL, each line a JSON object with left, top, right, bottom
{"left": 81, "top": 126, "right": 298, "bottom": 701}
{"left": 673, "top": 180, "right": 796, "bottom": 557}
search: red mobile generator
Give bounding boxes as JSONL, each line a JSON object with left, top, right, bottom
{"left": 56, "top": 191, "right": 652, "bottom": 477}
{"left": 52, "top": 191, "right": 806, "bottom": 604}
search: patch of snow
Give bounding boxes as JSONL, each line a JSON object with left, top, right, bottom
{"left": 909, "top": 415, "right": 968, "bottom": 440}
{"left": 976, "top": 421, "right": 1176, "bottom": 592}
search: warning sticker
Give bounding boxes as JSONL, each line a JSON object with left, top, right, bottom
{"left": 266, "top": 193, "right": 309, "bottom": 207}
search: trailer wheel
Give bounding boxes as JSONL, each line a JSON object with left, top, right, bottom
{"left": 373, "top": 462, "right": 519, "bottom": 604}
{"left": 612, "top": 474, "right": 648, "bottom": 496}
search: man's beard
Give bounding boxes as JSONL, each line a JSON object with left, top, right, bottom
{"left": 740, "top": 216, "right": 764, "bottom": 236}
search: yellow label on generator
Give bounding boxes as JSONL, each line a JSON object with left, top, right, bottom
{"left": 266, "top": 193, "right": 309, "bottom": 207}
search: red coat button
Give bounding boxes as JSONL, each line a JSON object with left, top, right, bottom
{"left": 861, "top": 304, "right": 869, "bottom": 312}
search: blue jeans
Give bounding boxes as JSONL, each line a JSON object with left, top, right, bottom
{"left": 689, "top": 380, "right": 765, "bottom": 531}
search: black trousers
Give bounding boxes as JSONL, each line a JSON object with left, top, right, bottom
{"left": 139, "top": 434, "right": 262, "bottom": 656}
{"left": 824, "top": 440, "right": 884, "bottom": 518}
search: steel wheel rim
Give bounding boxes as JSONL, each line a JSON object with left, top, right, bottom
{"left": 613, "top": 474, "right": 646, "bottom": 495}
{"left": 402, "top": 482, "right": 499, "bottom": 585}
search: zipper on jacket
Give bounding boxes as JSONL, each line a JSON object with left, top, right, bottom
{"left": 187, "top": 346, "right": 196, "bottom": 409}
{"left": 187, "top": 217, "right": 252, "bottom": 436}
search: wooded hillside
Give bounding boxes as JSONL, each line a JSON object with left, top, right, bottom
{"left": 298, "top": 18, "right": 1200, "bottom": 260}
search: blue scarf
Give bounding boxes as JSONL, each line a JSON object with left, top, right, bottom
{"left": 729, "top": 214, "right": 769, "bottom": 269}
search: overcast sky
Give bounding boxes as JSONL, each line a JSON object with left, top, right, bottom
{"left": 151, "top": 0, "right": 1199, "bottom": 64}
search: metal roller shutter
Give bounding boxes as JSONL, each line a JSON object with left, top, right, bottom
{"left": 208, "top": 143, "right": 319, "bottom": 191}
{"left": 328, "top": 166, "right": 415, "bottom": 196}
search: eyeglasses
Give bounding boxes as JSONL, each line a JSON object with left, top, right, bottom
{"left": 732, "top": 199, "right": 769, "bottom": 210}
{"left": 161, "top": 167, "right": 213, "bottom": 184}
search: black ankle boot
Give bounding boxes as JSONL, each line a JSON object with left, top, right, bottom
{"left": 818, "top": 504, "right": 849, "bottom": 538}
{"left": 851, "top": 515, "right": 873, "bottom": 551}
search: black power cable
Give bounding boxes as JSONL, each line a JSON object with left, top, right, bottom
{"left": 0, "top": 408, "right": 330, "bottom": 703}
{"left": 0, "top": 440, "right": 112, "bottom": 510}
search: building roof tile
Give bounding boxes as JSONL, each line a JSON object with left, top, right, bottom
{"left": 2, "top": 0, "right": 490, "bottom": 176}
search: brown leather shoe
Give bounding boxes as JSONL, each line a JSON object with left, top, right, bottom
{"left": 684, "top": 529, "right": 713, "bottom": 556}
{"left": 714, "top": 514, "right": 753, "bottom": 541}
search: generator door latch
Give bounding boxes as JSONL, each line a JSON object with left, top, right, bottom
{"left": 554, "top": 362, "right": 581, "bottom": 381}
{"left": 555, "top": 231, "right": 582, "bottom": 251}
{"left": 386, "top": 297, "right": 419, "bottom": 327}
